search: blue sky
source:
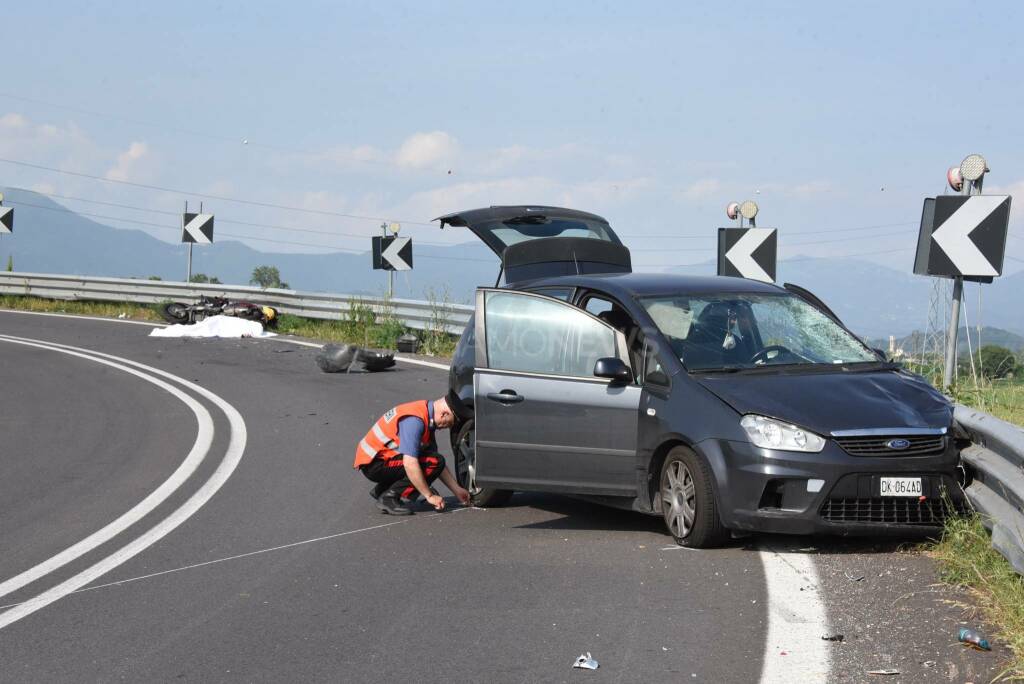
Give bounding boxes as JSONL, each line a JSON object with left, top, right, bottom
{"left": 1, "top": 1, "right": 1023, "bottom": 273}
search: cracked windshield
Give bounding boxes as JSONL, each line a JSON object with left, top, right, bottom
{"left": 641, "top": 293, "right": 878, "bottom": 371}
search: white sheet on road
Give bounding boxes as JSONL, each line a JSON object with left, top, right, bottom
{"left": 149, "top": 315, "right": 277, "bottom": 339}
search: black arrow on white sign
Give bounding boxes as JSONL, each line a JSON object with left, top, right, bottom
{"left": 717, "top": 227, "right": 777, "bottom": 282}
{"left": 372, "top": 236, "right": 413, "bottom": 271}
{"left": 914, "top": 195, "right": 1010, "bottom": 279}
{"left": 0, "top": 207, "right": 12, "bottom": 234}
{"left": 181, "top": 212, "right": 214, "bottom": 244}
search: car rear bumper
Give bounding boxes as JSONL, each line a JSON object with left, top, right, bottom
{"left": 697, "top": 438, "right": 967, "bottom": 536}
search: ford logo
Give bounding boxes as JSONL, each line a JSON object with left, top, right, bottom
{"left": 886, "top": 438, "right": 912, "bottom": 450}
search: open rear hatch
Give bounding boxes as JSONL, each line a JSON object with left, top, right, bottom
{"left": 436, "top": 205, "right": 631, "bottom": 283}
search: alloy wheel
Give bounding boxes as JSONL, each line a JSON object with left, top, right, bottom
{"left": 662, "top": 460, "right": 696, "bottom": 539}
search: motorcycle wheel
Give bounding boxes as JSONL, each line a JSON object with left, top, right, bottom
{"left": 160, "top": 302, "right": 191, "bottom": 324}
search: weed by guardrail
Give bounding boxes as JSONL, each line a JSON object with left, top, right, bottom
{"left": 933, "top": 513, "right": 1024, "bottom": 679}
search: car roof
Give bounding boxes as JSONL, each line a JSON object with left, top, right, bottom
{"left": 515, "top": 272, "right": 788, "bottom": 299}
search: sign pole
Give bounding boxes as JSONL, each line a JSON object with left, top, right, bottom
{"left": 184, "top": 200, "right": 193, "bottom": 283}
{"left": 942, "top": 180, "right": 972, "bottom": 390}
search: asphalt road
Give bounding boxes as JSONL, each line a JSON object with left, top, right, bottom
{"left": 0, "top": 310, "right": 1004, "bottom": 683}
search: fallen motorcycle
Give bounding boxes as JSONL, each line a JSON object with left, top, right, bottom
{"left": 159, "top": 295, "right": 279, "bottom": 328}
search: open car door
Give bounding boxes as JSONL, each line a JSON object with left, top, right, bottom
{"left": 471, "top": 288, "right": 641, "bottom": 496}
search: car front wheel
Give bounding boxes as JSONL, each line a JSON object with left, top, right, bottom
{"left": 660, "top": 446, "right": 727, "bottom": 548}
{"left": 452, "top": 418, "right": 513, "bottom": 507}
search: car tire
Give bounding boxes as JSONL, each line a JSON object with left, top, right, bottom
{"left": 451, "top": 418, "right": 513, "bottom": 507}
{"left": 659, "top": 446, "right": 728, "bottom": 548}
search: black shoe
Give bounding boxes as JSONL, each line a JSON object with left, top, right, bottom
{"left": 377, "top": 491, "right": 414, "bottom": 516}
{"left": 369, "top": 484, "right": 388, "bottom": 501}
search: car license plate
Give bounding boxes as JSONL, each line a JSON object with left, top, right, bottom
{"left": 880, "top": 477, "right": 922, "bottom": 497}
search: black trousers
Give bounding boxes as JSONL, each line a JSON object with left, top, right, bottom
{"left": 360, "top": 453, "right": 446, "bottom": 500}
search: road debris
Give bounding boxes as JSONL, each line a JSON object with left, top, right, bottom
{"left": 867, "top": 669, "right": 899, "bottom": 675}
{"left": 572, "top": 653, "right": 599, "bottom": 670}
{"left": 150, "top": 315, "right": 275, "bottom": 339}
{"left": 844, "top": 571, "right": 865, "bottom": 582}
{"left": 821, "top": 634, "right": 844, "bottom": 642}
{"left": 316, "top": 344, "right": 358, "bottom": 373}
{"left": 958, "top": 627, "right": 991, "bottom": 651}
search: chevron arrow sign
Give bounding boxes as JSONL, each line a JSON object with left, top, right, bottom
{"left": 717, "top": 227, "right": 777, "bottom": 282}
{"left": 181, "top": 212, "right": 214, "bottom": 244}
{"left": 372, "top": 236, "right": 413, "bottom": 271}
{"left": 914, "top": 195, "right": 1010, "bottom": 279}
{"left": 0, "top": 207, "right": 12, "bottom": 234}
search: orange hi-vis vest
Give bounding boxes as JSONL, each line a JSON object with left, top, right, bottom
{"left": 353, "top": 400, "right": 433, "bottom": 468}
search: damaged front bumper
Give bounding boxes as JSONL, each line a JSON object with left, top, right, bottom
{"left": 697, "top": 437, "right": 968, "bottom": 536}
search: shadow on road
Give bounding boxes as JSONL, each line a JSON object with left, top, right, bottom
{"left": 498, "top": 492, "right": 938, "bottom": 555}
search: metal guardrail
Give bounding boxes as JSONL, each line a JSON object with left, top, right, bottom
{"left": 956, "top": 404, "right": 1024, "bottom": 575}
{"left": 0, "top": 271, "right": 473, "bottom": 334}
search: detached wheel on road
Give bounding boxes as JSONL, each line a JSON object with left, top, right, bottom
{"left": 159, "top": 302, "right": 190, "bottom": 324}
{"left": 660, "top": 446, "right": 727, "bottom": 548}
{"left": 452, "top": 418, "right": 512, "bottom": 507}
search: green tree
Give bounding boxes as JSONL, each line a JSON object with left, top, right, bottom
{"left": 189, "top": 273, "right": 222, "bottom": 284}
{"left": 976, "top": 345, "right": 1018, "bottom": 379}
{"left": 250, "top": 265, "right": 289, "bottom": 289}
{"left": 5, "top": 255, "right": 12, "bottom": 272}
{"left": 147, "top": 275, "right": 163, "bottom": 281}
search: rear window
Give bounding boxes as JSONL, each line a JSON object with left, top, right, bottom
{"left": 479, "top": 217, "right": 617, "bottom": 249}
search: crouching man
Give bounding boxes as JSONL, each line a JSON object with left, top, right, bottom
{"left": 354, "top": 390, "right": 471, "bottom": 515}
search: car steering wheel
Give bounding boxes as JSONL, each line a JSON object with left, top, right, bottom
{"left": 749, "top": 345, "right": 795, "bottom": 365}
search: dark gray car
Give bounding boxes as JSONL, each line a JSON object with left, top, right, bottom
{"left": 441, "top": 205, "right": 968, "bottom": 547}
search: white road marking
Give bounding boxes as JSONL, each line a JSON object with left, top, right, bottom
{"left": 0, "top": 336, "right": 214, "bottom": 601}
{"left": 0, "top": 335, "right": 247, "bottom": 630}
{"left": 758, "top": 544, "right": 831, "bottom": 683}
{"left": 0, "top": 308, "right": 452, "bottom": 370}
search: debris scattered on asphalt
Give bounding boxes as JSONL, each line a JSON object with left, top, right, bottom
{"left": 867, "top": 669, "right": 900, "bottom": 675}
{"left": 316, "top": 344, "right": 396, "bottom": 373}
{"left": 921, "top": 660, "right": 936, "bottom": 668}
{"left": 958, "top": 627, "right": 991, "bottom": 651}
{"left": 844, "top": 571, "right": 866, "bottom": 582}
{"left": 821, "top": 634, "right": 845, "bottom": 642}
{"left": 316, "top": 344, "right": 358, "bottom": 373}
{"left": 798, "top": 547, "right": 817, "bottom": 552}
{"left": 572, "top": 653, "right": 599, "bottom": 670}
{"left": 396, "top": 333, "right": 420, "bottom": 353}
{"left": 117, "top": 312, "right": 127, "bottom": 319}
{"left": 272, "top": 348, "right": 294, "bottom": 353}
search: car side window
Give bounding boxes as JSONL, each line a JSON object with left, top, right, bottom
{"left": 642, "top": 338, "right": 670, "bottom": 387}
{"left": 527, "top": 287, "right": 574, "bottom": 302}
{"left": 485, "top": 291, "right": 616, "bottom": 378}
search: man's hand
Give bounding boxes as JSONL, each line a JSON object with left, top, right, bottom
{"left": 453, "top": 486, "right": 471, "bottom": 506}
{"left": 426, "top": 493, "right": 446, "bottom": 511}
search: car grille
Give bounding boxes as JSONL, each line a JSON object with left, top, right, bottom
{"left": 820, "top": 496, "right": 968, "bottom": 526}
{"left": 834, "top": 435, "right": 946, "bottom": 457}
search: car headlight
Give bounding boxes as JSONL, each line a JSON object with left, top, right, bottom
{"left": 740, "top": 415, "right": 826, "bottom": 453}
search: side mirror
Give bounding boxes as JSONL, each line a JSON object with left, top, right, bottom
{"left": 594, "top": 357, "right": 632, "bottom": 383}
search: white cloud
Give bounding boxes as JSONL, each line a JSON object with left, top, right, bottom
{"left": 104, "top": 141, "right": 149, "bottom": 182}
{"left": 395, "top": 131, "right": 459, "bottom": 170}
{"left": 680, "top": 178, "right": 722, "bottom": 200}
{"left": 0, "top": 113, "right": 28, "bottom": 129}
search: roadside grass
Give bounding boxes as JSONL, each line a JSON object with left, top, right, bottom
{"left": 0, "top": 294, "right": 163, "bottom": 322}
{"left": 932, "top": 513, "right": 1024, "bottom": 680}
{"left": 0, "top": 294, "right": 458, "bottom": 357}
{"left": 953, "top": 379, "right": 1024, "bottom": 427}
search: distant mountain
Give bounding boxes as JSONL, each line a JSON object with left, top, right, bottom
{"left": 868, "top": 327, "right": 1024, "bottom": 356}
{"left": 0, "top": 188, "right": 497, "bottom": 304}
{"left": 2, "top": 186, "right": 1022, "bottom": 337}
{"left": 670, "top": 257, "right": 1024, "bottom": 339}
